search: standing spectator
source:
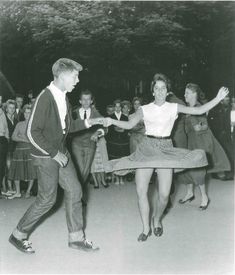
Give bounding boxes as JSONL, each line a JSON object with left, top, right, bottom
{"left": 0, "top": 95, "right": 9, "bottom": 198}
{"left": 91, "top": 136, "right": 109, "bottom": 188}
{"left": 121, "top": 100, "right": 132, "bottom": 117}
{"left": 129, "top": 97, "right": 145, "bottom": 153}
{"left": 4, "top": 99, "right": 18, "bottom": 195}
{"left": 106, "top": 104, "right": 115, "bottom": 116}
{"left": 70, "top": 90, "right": 106, "bottom": 201}
{"left": 208, "top": 94, "right": 234, "bottom": 179}
{"left": 14, "top": 94, "right": 24, "bottom": 122}
{"left": 7, "top": 105, "right": 36, "bottom": 199}
{"left": 106, "top": 99, "right": 129, "bottom": 185}
{"left": 179, "top": 83, "right": 230, "bottom": 209}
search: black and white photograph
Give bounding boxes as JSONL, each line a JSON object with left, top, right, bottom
{"left": 0, "top": 0, "right": 234, "bottom": 274}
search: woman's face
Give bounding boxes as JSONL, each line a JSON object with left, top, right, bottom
{"left": 24, "top": 108, "right": 31, "bottom": 121}
{"left": 133, "top": 100, "right": 141, "bottom": 111}
{"left": 122, "top": 104, "right": 130, "bottom": 115}
{"left": 153, "top": 81, "right": 168, "bottom": 101}
{"left": 6, "top": 104, "right": 16, "bottom": 115}
{"left": 115, "top": 103, "right": 122, "bottom": 113}
{"left": 184, "top": 88, "right": 197, "bottom": 104}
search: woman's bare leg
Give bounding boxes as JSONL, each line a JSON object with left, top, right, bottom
{"left": 153, "top": 168, "right": 173, "bottom": 228}
{"left": 135, "top": 168, "right": 154, "bottom": 234}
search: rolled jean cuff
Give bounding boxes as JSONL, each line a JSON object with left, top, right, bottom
{"left": 13, "top": 228, "right": 28, "bottom": 240}
{"left": 68, "top": 231, "right": 84, "bottom": 243}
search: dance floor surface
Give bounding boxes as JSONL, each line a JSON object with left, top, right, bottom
{"left": 0, "top": 178, "right": 234, "bottom": 274}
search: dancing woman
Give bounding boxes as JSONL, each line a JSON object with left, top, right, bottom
{"left": 96, "top": 73, "right": 229, "bottom": 242}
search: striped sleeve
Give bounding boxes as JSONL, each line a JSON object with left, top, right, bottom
{"left": 27, "top": 90, "right": 58, "bottom": 158}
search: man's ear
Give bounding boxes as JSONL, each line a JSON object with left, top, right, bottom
{"left": 79, "top": 99, "right": 82, "bottom": 105}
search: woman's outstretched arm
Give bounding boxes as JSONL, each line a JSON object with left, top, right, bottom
{"left": 105, "top": 108, "right": 143, "bottom": 129}
{"left": 178, "top": 87, "right": 229, "bottom": 115}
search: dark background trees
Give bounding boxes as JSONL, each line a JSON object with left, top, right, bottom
{"left": 0, "top": 1, "right": 234, "bottom": 111}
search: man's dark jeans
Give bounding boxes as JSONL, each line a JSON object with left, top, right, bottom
{"left": 13, "top": 154, "right": 84, "bottom": 243}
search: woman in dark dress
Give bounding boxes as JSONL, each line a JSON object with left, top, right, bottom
{"left": 129, "top": 97, "right": 145, "bottom": 153}
{"left": 106, "top": 99, "right": 130, "bottom": 185}
{"left": 179, "top": 83, "right": 231, "bottom": 209}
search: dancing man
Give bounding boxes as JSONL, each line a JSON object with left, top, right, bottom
{"left": 9, "top": 58, "right": 100, "bottom": 253}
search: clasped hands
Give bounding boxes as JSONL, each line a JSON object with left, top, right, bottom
{"left": 88, "top": 117, "right": 112, "bottom": 127}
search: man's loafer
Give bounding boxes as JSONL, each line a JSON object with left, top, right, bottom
{"left": 68, "top": 238, "right": 99, "bottom": 252}
{"left": 9, "top": 234, "right": 35, "bottom": 254}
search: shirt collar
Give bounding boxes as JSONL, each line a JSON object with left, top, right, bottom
{"left": 49, "top": 81, "right": 67, "bottom": 97}
{"left": 80, "top": 107, "right": 91, "bottom": 112}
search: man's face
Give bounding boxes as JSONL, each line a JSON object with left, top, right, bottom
{"left": 79, "top": 94, "right": 92, "bottom": 109}
{"left": 60, "top": 70, "right": 79, "bottom": 93}
{"left": 106, "top": 106, "right": 114, "bottom": 116}
{"left": 115, "top": 103, "right": 122, "bottom": 113}
{"left": 16, "top": 97, "right": 23, "bottom": 109}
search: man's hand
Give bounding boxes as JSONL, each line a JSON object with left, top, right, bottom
{"left": 53, "top": 151, "right": 68, "bottom": 167}
{"left": 88, "top": 118, "right": 104, "bottom": 126}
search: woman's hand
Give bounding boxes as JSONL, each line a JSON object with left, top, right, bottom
{"left": 216, "top": 87, "right": 229, "bottom": 101}
{"left": 103, "top": 117, "right": 113, "bottom": 127}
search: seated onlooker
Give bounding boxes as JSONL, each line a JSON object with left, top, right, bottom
{"left": 8, "top": 105, "right": 37, "bottom": 199}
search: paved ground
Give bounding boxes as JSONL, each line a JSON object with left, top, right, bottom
{"left": 0, "top": 178, "right": 234, "bottom": 274}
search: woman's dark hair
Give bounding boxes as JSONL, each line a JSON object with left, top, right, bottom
{"left": 151, "top": 73, "right": 171, "bottom": 93}
{"left": 132, "top": 96, "right": 143, "bottom": 106}
{"left": 186, "top": 83, "right": 204, "bottom": 102}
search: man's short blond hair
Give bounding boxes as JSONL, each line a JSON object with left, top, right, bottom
{"left": 52, "top": 58, "right": 83, "bottom": 78}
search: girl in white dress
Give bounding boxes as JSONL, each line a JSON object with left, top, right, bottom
{"left": 92, "top": 73, "right": 229, "bottom": 242}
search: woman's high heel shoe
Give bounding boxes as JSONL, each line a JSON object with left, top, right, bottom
{"left": 178, "top": 195, "right": 195, "bottom": 204}
{"left": 152, "top": 219, "right": 163, "bottom": 237}
{"left": 153, "top": 226, "right": 163, "bottom": 237}
{"left": 137, "top": 229, "right": 152, "bottom": 242}
{"left": 199, "top": 199, "right": 210, "bottom": 210}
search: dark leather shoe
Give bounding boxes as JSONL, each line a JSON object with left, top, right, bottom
{"left": 69, "top": 238, "right": 99, "bottom": 252}
{"left": 179, "top": 195, "right": 195, "bottom": 204}
{"left": 153, "top": 226, "right": 163, "bottom": 237}
{"left": 9, "top": 234, "right": 35, "bottom": 254}
{"left": 137, "top": 229, "right": 152, "bottom": 242}
{"left": 199, "top": 199, "right": 210, "bottom": 210}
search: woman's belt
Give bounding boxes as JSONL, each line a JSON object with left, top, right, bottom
{"left": 146, "top": 135, "right": 171, "bottom": 139}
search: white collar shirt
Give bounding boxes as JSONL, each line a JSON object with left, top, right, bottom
{"left": 79, "top": 107, "right": 91, "bottom": 120}
{"left": 48, "top": 82, "right": 67, "bottom": 134}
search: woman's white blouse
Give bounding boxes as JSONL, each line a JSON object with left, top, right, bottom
{"left": 141, "top": 102, "right": 178, "bottom": 137}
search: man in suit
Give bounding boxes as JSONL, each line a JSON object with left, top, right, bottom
{"left": 71, "top": 90, "right": 106, "bottom": 202}
{"left": 14, "top": 94, "right": 24, "bottom": 122}
{"left": 9, "top": 58, "right": 100, "bottom": 254}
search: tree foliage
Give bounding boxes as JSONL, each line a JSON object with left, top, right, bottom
{"left": 0, "top": 1, "right": 234, "bottom": 106}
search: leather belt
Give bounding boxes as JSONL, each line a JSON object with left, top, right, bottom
{"left": 146, "top": 135, "right": 171, "bottom": 139}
